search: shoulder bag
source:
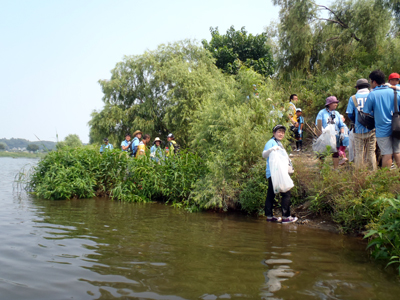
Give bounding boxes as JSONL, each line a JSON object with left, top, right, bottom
{"left": 352, "top": 95, "right": 375, "bottom": 130}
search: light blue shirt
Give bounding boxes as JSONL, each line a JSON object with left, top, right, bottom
{"left": 364, "top": 85, "right": 400, "bottom": 138}
{"left": 264, "top": 138, "right": 279, "bottom": 179}
{"left": 121, "top": 140, "right": 130, "bottom": 151}
{"left": 150, "top": 145, "right": 162, "bottom": 162}
{"left": 345, "top": 88, "right": 371, "bottom": 134}
{"left": 297, "top": 116, "right": 304, "bottom": 133}
{"left": 100, "top": 143, "right": 113, "bottom": 153}
{"left": 315, "top": 108, "right": 344, "bottom": 134}
{"left": 132, "top": 137, "right": 140, "bottom": 148}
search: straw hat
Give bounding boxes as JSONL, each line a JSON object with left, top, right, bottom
{"left": 132, "top": 130, "right": 142, "bottom": 137}
{"left": 153, "top": 137, "right": 162, "bottom": 144}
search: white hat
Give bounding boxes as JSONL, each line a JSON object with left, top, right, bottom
{"left": 296, "top": 108, "right": 302, "bottom": 112}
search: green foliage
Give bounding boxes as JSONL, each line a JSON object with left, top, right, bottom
{"left": 90, "top": 40, "right": 228, "bottom": 146}
{"left": 365, "top": 197, "right": 400, "bottom": 274}
{"left": 202, "top": 26, "right": 275, "bottom": 77}
{"left": 0, "top": 142, "right": 6, "bottom": 150}
{"left": 189, "top": 68, "right": 290, "bottom": 211}
{"left": 238, "top": 160, "right": 269, "bottom": 214}
{"left": 27, "top": 147, "right": 209, "bottom": 209}
{"left": 26, "top": 144, "right": 39, "bottom": 152}
{"left": 56, "top": 134, "right": 83, "bottom": 149}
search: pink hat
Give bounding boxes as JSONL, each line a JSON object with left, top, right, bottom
{"left": 325, "top": 96, "right": 339, "bottom": 106}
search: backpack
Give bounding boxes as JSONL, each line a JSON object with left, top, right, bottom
{"left": 352, "top": 95, "right": 375, "bottom": 130}
{"left": 130, "top": 138, "right": 139, "bottom": 157}
{"left": 392, "top": 89, "right": 400, "bottom": 139}
{"left": 170, "top": 140, "right": 180, "bottom": 154}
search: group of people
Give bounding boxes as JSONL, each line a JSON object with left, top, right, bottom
{"left": 317, "top": 70, "right": 400, "bottom": 170}
{"left": 100, "top": 131, "right": 180, "bottom": 161}
{"left": 263, "top": 69, "right": 400, "bottom": 223}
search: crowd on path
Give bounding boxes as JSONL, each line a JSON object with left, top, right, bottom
{"left": 99, "top": 131, "right": 180, "bottom": 161}
{"left": 262, "top": 69, "right": 400, "bottom": 224}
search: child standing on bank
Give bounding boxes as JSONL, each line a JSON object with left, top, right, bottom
{"left": 338, "top": 115, "right": 349, "bottom": 165}
{"left": 262, "top": 125, "right": 298, "bottom": 223}
{"left": 295, "top": 108, "right": 304, "bottom": 151}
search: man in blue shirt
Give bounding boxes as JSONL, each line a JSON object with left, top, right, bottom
{"left": 364, "top": 70, "right": 400, "bottom": 168}
{"left": 130, "top": 130, "right": 142, "bottom": 157}
{"left": 100, "top": 138, "right": 113, "bottom": 153}
{"left": 346, "top": 78, "right": 376, "bottom": 170}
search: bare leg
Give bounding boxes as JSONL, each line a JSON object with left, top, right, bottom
{"left": 393, "top": 153, "right": 400, "bottom": 167}
{"left": 333, "top": 157, "right": 339, "bottom": 169}
{"left": 382, "top": 154, "right": 393, "bottom": 168}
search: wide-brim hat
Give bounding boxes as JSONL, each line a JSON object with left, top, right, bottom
{"left": 296, "top": 108, "right": 302, "bottom": 112}
{"left": 325, "top": 96, "right": 339, "bottom": 106}
{"left": 132, "top": 130, "right": 142, "bottom": 137}
{"left": 153, "top": 137, "right": 162, "bottom": 144}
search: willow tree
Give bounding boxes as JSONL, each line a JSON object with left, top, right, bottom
{"left": 89, "top": 40, "right": 229, "bottom": 146}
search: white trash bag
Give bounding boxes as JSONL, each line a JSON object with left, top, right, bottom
{"left": 312, "top": 124, "right": 337, "bottom": 154}
{"left": 269, "top": 149, "right": 294, "bottom": 194}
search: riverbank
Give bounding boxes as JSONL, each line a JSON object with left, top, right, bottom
{"left": 0, "top": 151, "right": 46, "bottom": 158}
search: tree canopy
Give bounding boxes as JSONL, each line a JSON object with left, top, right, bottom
{"left": 57, "top": 134, "right": 82, "bottom": 149}
{"left": 27, "top": 144, "right": 39, "bottom": 152}
{"left": 89, "top": 40, "right": 230, "bottom": 146}
{"left": 202, "top": 26, "right": 275, "bottom": 77}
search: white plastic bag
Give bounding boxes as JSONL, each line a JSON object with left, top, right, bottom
{"left": 312, "top": 124, "right": 337, "bottom": 153}
{"left": 269, "top": 149, "right": 294, "bottom": 194}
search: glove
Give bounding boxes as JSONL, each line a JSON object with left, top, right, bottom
{"left": 298, "top": 130, "right": 302, "bottom": 135}
{"left": 339, "top": 132, "right": 345, "bottom": 141}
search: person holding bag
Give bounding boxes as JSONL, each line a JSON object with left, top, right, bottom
{"left": 262, "top": 125, "right": 298, "bottom": 223}
{"left": 315, "top": 96, "right": 345, "bottom": 169}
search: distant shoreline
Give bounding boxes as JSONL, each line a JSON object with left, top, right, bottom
{"left": 0, "top": 152, "right": 45, "bottom": 158}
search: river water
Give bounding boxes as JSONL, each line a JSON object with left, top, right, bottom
{"left": 1, "top": 157, "right": 400, "bottom": 300}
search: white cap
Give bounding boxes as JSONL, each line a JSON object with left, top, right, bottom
{"left": 296, "top": 108, "right": 302, "bottom": 112}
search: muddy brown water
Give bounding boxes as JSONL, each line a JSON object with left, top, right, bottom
{"left": 1, "top": 157, "right": 400, "bottom": 300}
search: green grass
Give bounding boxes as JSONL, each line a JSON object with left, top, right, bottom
{"left": 0, "top": 151, "right": 46, "bottom": 158}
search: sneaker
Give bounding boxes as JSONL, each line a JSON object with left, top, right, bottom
{"left": 281, "top": 216, "right": 298, "bottom": 223}
{"left": 339, "top": 158, "right": 348, "bottom": 165}
{"left": 267, "top": 216, "right": 282, "bottom": 222}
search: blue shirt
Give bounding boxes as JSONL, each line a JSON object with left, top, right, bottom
{"left": 345, "top": 88, "right": 371, "bottom": 134}
{"left": 364, "top": 85, "right": 400, "bottom": 138}
{"left": 121, "top": 140, "right": 130, "bottom": 151}
{"left": 132, "top": 137, "right": 140, "bottom": 148}
{"left": 315, "top": 108, "right": 344, "bottom": 134}
{"left": 150, "top": 145, "right": 162, "bottom": 162}
{"left": 100, "top": 143, "right": 113, "bottom": 153}
{"left": 297, "top": 116, "right": 304, "bottom": 133}
{"left": 264, "top": 138, "right": 279, "bottom": 179}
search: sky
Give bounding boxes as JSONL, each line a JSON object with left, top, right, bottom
{"left": 1, "top": 0, "right": 283, "bottom": 143}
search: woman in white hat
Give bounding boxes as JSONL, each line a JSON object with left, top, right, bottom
{"left": 150, "top": 137, "right": 163, "bottom": 162}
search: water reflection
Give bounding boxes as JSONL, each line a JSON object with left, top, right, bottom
{"left": 2, "top": 157, "right": 400, "bottom": 299}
